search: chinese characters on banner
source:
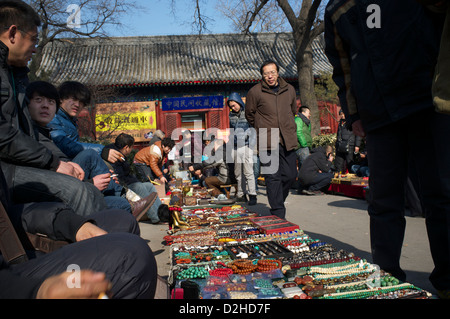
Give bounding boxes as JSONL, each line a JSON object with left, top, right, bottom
{"left": 95, "top": 101, "right": 156, "bottom": 142}
{"left": 162, "top": 96, "right": 224, "bottom": 111}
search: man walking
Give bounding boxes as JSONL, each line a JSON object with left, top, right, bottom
{"left": 245, "top": 60, "right": 298, "bottom": 219}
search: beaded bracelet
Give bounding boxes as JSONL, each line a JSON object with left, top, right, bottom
{"left": 209, "top": 268, "right": 233, "bottom": 277}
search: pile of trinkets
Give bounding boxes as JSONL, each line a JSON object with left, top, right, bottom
{"left": 166, "top": 202, "right": 432, "bottom": 300}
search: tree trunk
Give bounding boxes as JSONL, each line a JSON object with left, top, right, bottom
{"left": 296, "top": 41, "right": 320, "bottom": 136}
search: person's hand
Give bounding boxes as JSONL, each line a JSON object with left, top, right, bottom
{"left": 159, "top": 176, "right": 168, "bottom": 184}
{"left": 57, "top": 161, "right": 85, "bottom": 180}
{"left": 352, "top": 120, "right": 366, "bottom": 138}
{"left": 36, "top": 270, "right": 111, "bottom": 299}
{"left": 75, "top": 222, "right": 108, "bottom": 242}
{"left": 107, "top": 149, "right": 125, "bottom": 164}
{"left": 92, "top": 173, "right": 112, "bottom": 191}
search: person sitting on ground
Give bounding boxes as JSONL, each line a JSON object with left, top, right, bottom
{"left": 298, "top": 145, "right": 335, "bottom": 195}
{"left": 176, "top": 129, "right": 204, "bottom": 170}
{"left": 46, "top": 80, "right": 128, "bottom": 206}
{"left": 133, "top": 137, "right": 176, "bottom": 186}
{"left": 188, "top": 138, "right": 235, "bottom": 198}
{"left": 188, "top": 136, "right": 218, "bottom": 187}
{"left": 0, "top": 1, "right": 105, "bottom": 218}
{"left": 351, "top": 150, "right": 369, "bottom": 177}
{"left": 25, "top": 81, "right": 155, "bottom": 220}
{"left": 0, "top": 161, "right": 158, "bottom": 299}
{"left": 103, "top": 133, "right": 169, "bottom": 223}
{"left": 47, "top": 81, "right": 123, "bottom": 163}
{"left": 148, "top": 129, "right": 165, "bottom": 147}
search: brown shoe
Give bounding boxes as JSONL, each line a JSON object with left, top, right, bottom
{"left": 130, "top": 192, "right": 158, "bottom": 221}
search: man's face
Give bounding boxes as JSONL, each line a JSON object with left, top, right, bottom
{"left": 261, "top": 63, "right": 279, "bottom": 87}
{"left": 228, "top": 100, "right": 241, "bottom": 113}
{"left": 28, "top": 94, "right": 57, "bottom": 127}
{"left": 303, "top": 108, "right": 311, "bottom": 120}
{"left": 122, "top": 145, "right": 133, "bottom": 157}
{"left": 163, "top": 146, "right": 172, "bottom": 154}
{"left": 3, "top": 25, "right": 38, "bottom": 67}
{"left": 61, "top": 98, "right": 85, "bottom": 117}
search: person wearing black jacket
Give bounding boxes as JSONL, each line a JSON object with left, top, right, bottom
{"left": 0, "top": 160, "right": 158, "bottom": 299}
{"left": 298, "top": 146, "right": 334, "bottom": 195}
{"left": 103, "top": 133, "right": 169, "bottom": 223}
{"left": 189, "top": 137, "right": 234, "bottom": 197}
{"left": 334, "top": 110, "right": 362, "bottom": 174}
{"left": 325, "top": 0, "right": 450, "bottom": 297}
{"left": 0, "top": 1, "right": 106, "bottom": 218}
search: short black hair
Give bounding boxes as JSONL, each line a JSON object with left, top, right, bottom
{"left": 300, "top": 106, "right": 310, "bottom": 113}
{"left": 26, "top": 81, "right": 60, "bottom": 110}
{"left": 260, "top": 60, "right": 279, "bottom": 76}
{"left": 0, "top": 0, "right": 41, "bottom": 33}
{"left": 115, "top": 133, "right": 135, "bottom": 149}
{"left": 161, "top": 137, "right": 175, "bottom": 149}
{"left": 58, "top": 81, "right": 91, "bottom": 106}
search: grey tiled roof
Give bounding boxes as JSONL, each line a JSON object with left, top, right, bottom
{"left": 38, "top": 32, "right": 332, "bottom": 87}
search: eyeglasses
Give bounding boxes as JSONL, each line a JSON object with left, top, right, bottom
{"left": 262, "top": 70, "right": 277, "bottom": 78}
{"left": 18, "top": 29, "right": 39, "bottom": 44}
{"left": 3, "top": 27, "right": 39, "bottom": 44}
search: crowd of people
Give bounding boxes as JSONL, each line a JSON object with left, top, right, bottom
{"left": 0, "top": 0, "right": 449, "bottom": 300}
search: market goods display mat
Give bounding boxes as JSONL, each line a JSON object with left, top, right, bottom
{"left": 164, "top": 204, "right": 432, "bottom": 300}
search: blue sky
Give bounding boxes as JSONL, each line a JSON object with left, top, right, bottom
{"left": 106, "top": 0, "right": 234, "bottom": 37}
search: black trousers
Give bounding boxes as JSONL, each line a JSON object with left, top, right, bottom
{"left": 260, "top": 144, "right": 297, "bottom": 219}
{"left": 366, "top": 108, "right": 450, "bottom": 291}
{"left": 9, "top": 209, "right": 158, "bottom": 299}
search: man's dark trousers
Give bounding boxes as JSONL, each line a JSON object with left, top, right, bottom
{"left": 366, "top": 108, "right": 450, "bottom": 291}
{"left": 261, "top": 144, "right": 297, "bottom": 219}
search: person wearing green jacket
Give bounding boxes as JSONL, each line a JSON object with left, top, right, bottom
{"left": 295, "top": 106, "right": 313, "bottom": 171}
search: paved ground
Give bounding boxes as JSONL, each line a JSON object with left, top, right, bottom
{"left": 139, "top": 186, "right": 438, "bottom": 298}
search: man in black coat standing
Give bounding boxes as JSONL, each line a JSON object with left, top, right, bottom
{"left": 325, "top": 0, "right": 450, "bottom": 298}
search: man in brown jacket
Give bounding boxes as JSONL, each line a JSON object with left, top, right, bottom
{"left": 245, "top": 60, "right": 298, "bottom": 219}
{"left": 134, "top": 138, "right": 175, "bottom": 184}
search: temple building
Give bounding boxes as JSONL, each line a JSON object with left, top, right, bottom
{"left": 37, "top": 32, "right": 334, "bottom": 145}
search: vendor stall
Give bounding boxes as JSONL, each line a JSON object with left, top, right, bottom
{"left": 161, "top": 180, "right": 432, "bottom": 300}
{"left": 328, "top": 173, "right": 369, "bottom": 199}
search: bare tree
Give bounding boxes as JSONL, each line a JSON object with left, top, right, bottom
{"left": 193, "top": 0, "right": 325, "bottom": 135}
{"left": 243, "top": 0, "right": 324, "bottom": 135}
{"left": 217, "top": 0, "right": 290, "bottom": 32}
{"left": 27, "top": 0, "right": 142, "bottom": 79}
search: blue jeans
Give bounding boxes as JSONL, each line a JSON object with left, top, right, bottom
{"left": 12, "top": 165, "right": 106, "bottom": 217}
{"left": 127, "top": 182, "right": 162, "bottom": 223}
{"left": 296, "top": 147, "right": 310, "bottom": 173}
{"left": 351, "top": 165, "right": 370, "bottom": 177}
{"left": 72, "top": 149, "right": 123, "bottom": 196}
{"left": 104, "top": 195, "right": 131, "bottom": 213}
{"left": 253, "top": 154, "right": 260, "bottom": 191}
